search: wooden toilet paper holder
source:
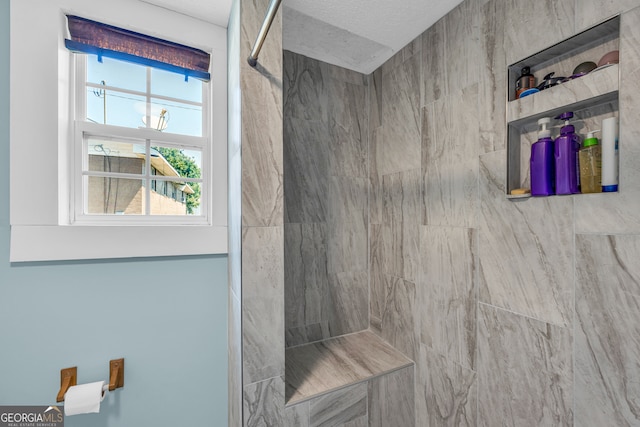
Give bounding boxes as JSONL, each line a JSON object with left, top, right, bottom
{"left": 56, "top": 358, "right": 124, "bottom": 402}
{"left": 109, "top": 358, "right": 124, "bottom": 391}
{"left": 56, "top": 366, "right": 77, "bottom": 402}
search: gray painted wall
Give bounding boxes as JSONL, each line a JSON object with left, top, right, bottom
{"left": 0, "top": 1, "right": 229, "bottom": 425}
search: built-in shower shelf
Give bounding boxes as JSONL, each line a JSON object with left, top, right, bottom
{"left": 507, "top": 63, "right": 619, "bottom": 125}
{"left": 285, "top": 330, "right": 413, "bottom": 406}
{"left": 505, "top": 15, "right": 621, "bottom": 197}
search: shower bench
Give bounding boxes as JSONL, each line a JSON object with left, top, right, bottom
{"left": 285, "top": 330, "right": 414, "bottom": 406}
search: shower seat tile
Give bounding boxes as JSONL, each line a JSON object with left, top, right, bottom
{"left": 285, "top": 330, "right": 414, "bottom": 405}
{"left": 309, "top": 382, "right": 367, "bottom": 427}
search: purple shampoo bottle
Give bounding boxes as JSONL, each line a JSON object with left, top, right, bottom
{"left": 554, "top": 112, "right": 581, "bottom": 194}
{"left": 530, "top": 117, "right": 555, "bottom": 196}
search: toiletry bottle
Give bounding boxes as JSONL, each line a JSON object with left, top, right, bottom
{"left": 554, "top": 112, "right": 581, "bottom": 195}
{"left": 530, "top": 117, "right": 555, "bottom": 196}
{"left": 516, "top": 66, "right": 535, "bottom": 99}
{"left": 601, "top": 117, "right": 618, "bottom": 192}
{"left": 579, "top": 130, "right": 602, "bottom": 193}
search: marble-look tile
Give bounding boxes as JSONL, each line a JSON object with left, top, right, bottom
{"left": 423, "top": 85, "right": 479, "bottom": 228}
{"left": 285, "top": 330, "right": 413, "bottom": 404}
{"left": 286, "top": 322, "right": 330, "bottom": 348}
{"left": 503, "top": 0, "right": 575, "bottom": 65}
{"left": 326, "top": 219, "right": 367, "bottom": 278}
{"left": 478, "top": 150, "right": 573, "bottom": 326}
{"left": 421, "top": 17, "right": 446, "bottom": 105}
{"left": 326, "top": 177, "right": 368, "bottom": 275}
{"left": 478, "top": 0, "right": 507, "bottom": 153}
{"left": 368, "top": 366, "right": 415, "bottom": 427}
{"left": 382, "top": 169, "right": 421, "bottom": 282}
{"left": 369, "top": 224, "right": 385, "bottom": 328}
{"left": 415, "top": 345, "right": 476, "bottom": 427}
{"left": 328, "top": 80, "right": 368, "bottom": 179}
{"left": 240, "top": 0, "right": 283, "bottom": 228}
{"left": 379, "top": 52, "right": 421, "bottom": 176}
{"left": 575, "top": 0, "right": 638, "bottom": 32}
{"left": 284, "top": 117, "right": 328, "bottom": 224}
{"left": 575, "top": 234, "right": 640, "bottom": 426}
{"left": 420, "top": 226, "right": 477, "bottom": 370}
{"left": 443, "top": 0, "right": 480, "bottom": 96}
{"left": 241, "top": 102, "right": 284, "bottom": 226}
{"left": 284, "top": 223, "right": 329, "bottom": 333}
{"left": 283, "top": 51, "right": 329, "bottom": 123}
{"left": 369, "top": 69, "right": 382, "bottom": 133}
{"left": 326, "top": 176, "right": 368, "bottom": 228}
{"left": 477, "top": 303, "right": 573, "bottom": 426}
{"left": 327, "top": 271, "right": 369, "bottom": 337}
{"left": 575, "top": 6, "right": 640, "bottom": 234}
{"left": 381, "top": 35, "right": 422, "bottom": 75}
{"left": 242, "top": 227, "right": 284, "bottom": 385}
{"left": 244, "top": 376, "right": 285, "bottom": 427}
{"left": 376, "top": 275, "right": 418, "bottom": 360}
{"left": 285, "top": 401, "right": 310, "bottom": 427}
{"left": 328, "top": 62, "right": 368, "bottom": 86}
{"left": 370, "top": 222, "right": 419, "bottom": 289}
{"left": 369, "top": 127, "right": 384, "bottom": 226}
{"left": 309, "top": 382, "right": 367, "bottom": 427}
{"left": 382, "top": 169, "right": 421, "bottom": 226}
{"left": 240, "top": 0, "right": 282, "bottom": 107}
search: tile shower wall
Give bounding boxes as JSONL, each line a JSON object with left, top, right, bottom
{"left": 234, "top": 0, "right": 640, "bottom": 425}
{"left": 369, "top": 0, "right": 640, "bottom": 425}
{"left": 283, "top": 52, "right": 369, "bottom": 347}
{"left": 234, "top": 0, "right": 285, "bottom": 425}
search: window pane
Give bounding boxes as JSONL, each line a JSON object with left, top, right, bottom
{"left": 87, "top": 56, "right": 146, "bottom": 93}
{"left": 87, "top": 177, "right": 144, "bottom": 215}
{"left": 150, "top": 179, "right": 199, "bottom": 215}
{"left": 87, "top": 137, "right": 145, "bottom": 174}
{"left": 151, "top": 67, "right": 203, "bottom": 103}
{"left": 149, "top": 98, "right": 202, "bottom": 136}
{"left": 86, "top": 87, "right": 147, "bottom": 128}
{"left": 149, "top": 145, "right": 202, "bottom": 178}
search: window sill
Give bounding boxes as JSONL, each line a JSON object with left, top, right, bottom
{"left": 10, "top": 224, "right": 227, "bottom": 262}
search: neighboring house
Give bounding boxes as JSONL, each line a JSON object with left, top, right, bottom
{"left": 88, "top": 141, "right": 193, "bottom": 215}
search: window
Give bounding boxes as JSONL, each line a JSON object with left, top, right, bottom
{"left": 69, "top": 16, "right": 210, "bottom": 224}
{"left": 10, "top": 2, "right": 228, "bottom": 262}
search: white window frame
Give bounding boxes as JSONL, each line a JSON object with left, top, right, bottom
{"left": 9, "top": 1, "right": 228, "bottom": 262}
{"left": 72, "top": 54, "right": 211, "bottom": 225}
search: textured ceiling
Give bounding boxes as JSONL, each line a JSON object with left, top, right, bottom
{"left": 283, "top": 0, "right": 464, "bottom": 74}
{"left": 141, "top": 0, "right": 464, "bottom": 74}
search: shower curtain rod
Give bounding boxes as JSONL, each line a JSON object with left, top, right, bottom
{"left": 247, "top": 0, "right": 282, "bottom": 67}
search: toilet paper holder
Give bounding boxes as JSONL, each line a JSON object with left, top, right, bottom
{"left": 109, "top": 358, "right": 124, "bottom": 391}
{"left": 56, "top": 358, "right": 124, "bottom": 402}
{"left": 56, "top": 366, "right": 77, "bottom": 402}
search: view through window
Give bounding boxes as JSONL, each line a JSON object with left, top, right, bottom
{"left": 76, "top": 55, "right": 209, "bottom": 220}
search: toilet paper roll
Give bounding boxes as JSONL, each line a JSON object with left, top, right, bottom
{"left": 64, "top": 381, "right": 108, "bottom": 416}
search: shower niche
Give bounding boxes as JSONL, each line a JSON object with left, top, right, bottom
{"left": 506, "top": 15, "right": 620, "bottom": 198}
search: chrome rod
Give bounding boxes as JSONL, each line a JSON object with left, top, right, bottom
{"left": 247, "top": 0, "right": 282, "bottom": 67}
